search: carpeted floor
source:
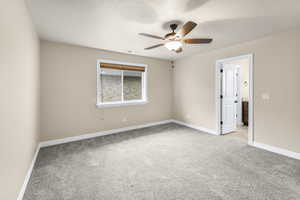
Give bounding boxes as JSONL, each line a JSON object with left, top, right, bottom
{"left": 226, "top": 125, "right": 248, "bottom": 141}
{"left": 24, "top": 123, "right": 300, "bottom": 200}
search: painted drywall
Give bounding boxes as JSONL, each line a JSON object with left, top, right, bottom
{"left": 0, "top": 0, "right": 40, "bottom": 199}
{"left": 173, "top": 28, "right": 300, "bottom": 153}
{"left": 40, "top": 40, "right": 172, "bottom": 141}
{"left": 28, "top": 0, "right": 300, "bottom": 60}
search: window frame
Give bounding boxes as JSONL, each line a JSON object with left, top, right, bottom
{"left": 96, "top": 59, "right": 148, "bottom": 108}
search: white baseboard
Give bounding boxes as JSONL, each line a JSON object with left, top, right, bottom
{"left": 40, "top": 120, "right": 173, "bottom": 148}
{"left": 171, "top": 120, "right": 218, "bottom": 135}
{"left": 39, "top": 119, "right": 219, "bottom": 148}
{"left": 17, "top": 144, "right": 41, "bottom": 200}
{"left": 251, "top": 142, "right": 300, "bottom": 160}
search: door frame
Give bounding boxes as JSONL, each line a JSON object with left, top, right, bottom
{"left": 215, "top": 54, "right": 254, "bottom": 145}
{"left": 235, "top": 65, "right": 243, "bottom": 126}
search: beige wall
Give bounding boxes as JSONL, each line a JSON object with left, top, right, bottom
{"left": 0, "top": 0, "right": 40, "bottom": 199}
{"left": 173, "top": 28, "right": 300, "bottom": 153}
{"left": 40, "top": 40, "right": 172, "bottom": 141}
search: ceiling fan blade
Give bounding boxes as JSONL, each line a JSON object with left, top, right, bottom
{"left": 144, "top": 43, "right": 164, "bottom": 50}
{"left": 175, "top": 47, "right": 183, "bottom": 53}
{"left": 183, "top": 38, "right": 213, "bottom": 44}
{"left": 176, "top": 21, "right": 197, "bottom": 38}
{"left": 139, "top": 33, "right": 165, "bottom": 40}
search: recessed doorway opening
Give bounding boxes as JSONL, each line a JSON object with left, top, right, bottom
{"left": 216, "top": 54, "right": 254, "bottom": 144}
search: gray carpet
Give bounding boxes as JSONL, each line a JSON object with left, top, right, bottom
{"left": 24, "top": 123, "right": 300, "bottom": 200}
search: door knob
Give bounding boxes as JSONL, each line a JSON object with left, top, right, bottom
{"left": 234, "top": 100, "right": 238, "bottom": 103}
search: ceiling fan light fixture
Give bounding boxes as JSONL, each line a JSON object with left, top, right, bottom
{"left": 164, "top": 41, "right": 182, "bottom": 51}
{"left": 141, "top": 21, "right": 212, "bottom": 53}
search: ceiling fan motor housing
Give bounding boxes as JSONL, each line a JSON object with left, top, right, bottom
{"left": 170, "top": 24, "right": 178, "bottom": 31}
{"left": 164, "top": 24, "right": 178, "bottom": 39}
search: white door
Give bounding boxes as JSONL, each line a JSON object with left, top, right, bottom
{"left": 221, "top": 64, "right": 238, "bottom": 134}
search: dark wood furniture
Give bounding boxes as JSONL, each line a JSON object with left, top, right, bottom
{"left": 242, "top": 101, "right": 249, "bottom": 126}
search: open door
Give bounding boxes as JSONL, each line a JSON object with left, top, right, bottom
{"left": 221, "top": 64, "right": 238, "bottom": 134}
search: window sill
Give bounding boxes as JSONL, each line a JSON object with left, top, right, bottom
{"left": 96, "top": 100, "right": 148, "bottom": 108}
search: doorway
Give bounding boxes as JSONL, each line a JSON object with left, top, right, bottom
{"left": 216, "top": 54, "right": 253, "bottom": 144}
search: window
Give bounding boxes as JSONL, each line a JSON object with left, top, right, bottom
{"left": 97, "top": 60, "right": 147, "bottom": 107}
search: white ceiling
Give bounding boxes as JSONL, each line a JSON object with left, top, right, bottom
{"left": 27, "top": 0, "right": 300, "bottom": 60}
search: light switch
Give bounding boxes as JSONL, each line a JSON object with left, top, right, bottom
{"left": 261, "top": 93, "right": 270, "bottom": 100}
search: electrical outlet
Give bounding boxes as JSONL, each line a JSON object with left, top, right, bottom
{"left": 122, "top": 117, "right": 127, "bottom": 122}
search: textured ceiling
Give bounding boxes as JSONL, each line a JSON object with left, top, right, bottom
{"left": 27, "top": 0, "right": 300, "bottom": 60}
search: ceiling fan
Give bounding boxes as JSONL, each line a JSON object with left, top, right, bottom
{"left": 139, "top": 21, "right": 213, "bottom": 53}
